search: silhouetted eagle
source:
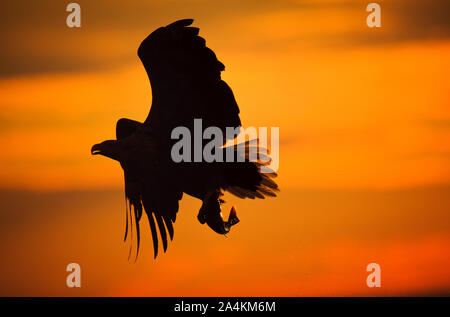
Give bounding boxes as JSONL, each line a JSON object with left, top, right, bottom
{"left": 91, "top": 19, "right": 278, "bottom": 259}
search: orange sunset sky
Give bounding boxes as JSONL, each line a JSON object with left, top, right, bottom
{"left": 0, "top": 0, "right": 449, "bottom": 296}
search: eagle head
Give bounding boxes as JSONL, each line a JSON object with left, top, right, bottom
{"left": 91, "top": 140, "right": 121, "bottom": 161}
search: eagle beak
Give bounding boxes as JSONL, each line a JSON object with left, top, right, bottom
{"left": 91, "top": 144, "right": 102, "bottom": 155}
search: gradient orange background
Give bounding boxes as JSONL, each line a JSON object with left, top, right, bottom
{"left": 0, "top": 0, "right": 449, "bottom": 296}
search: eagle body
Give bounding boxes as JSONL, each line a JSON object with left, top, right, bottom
{"left": 92, "top": 19, "right": 278, "bottom": 259}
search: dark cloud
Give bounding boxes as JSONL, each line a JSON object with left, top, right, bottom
{"left": 1, "top": 0, "right": 450, "bottom": 77}
{"left": 0, "top": 110, "right": 101, "bottom": 132}
{"left": 342, "top": 0, "right": 450, "bottom": 46}
{"left": 0, "top": 0, "right": 301, "bottom": 77}
{"left": 422, "top": 118, "right": 450, "bottom": 130}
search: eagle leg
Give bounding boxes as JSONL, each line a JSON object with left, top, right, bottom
{"left": 197, "top": 190, "right": 238, "bottom": 234}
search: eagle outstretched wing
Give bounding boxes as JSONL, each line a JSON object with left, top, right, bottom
{"left": 138, "top": 19, "right": 241, "bottom": 142}
{"left": 116, "top": 118, "right": 183, "bottom": 259}
{"left": 119, "top": 19, "right": 243, "bottom": 259}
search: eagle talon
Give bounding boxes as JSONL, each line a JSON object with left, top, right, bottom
{"left": 198, "top": 191, "right": 239, "bottom": 235}
{"left": 197, "top": 209, "right": 207, "bottom": 224}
